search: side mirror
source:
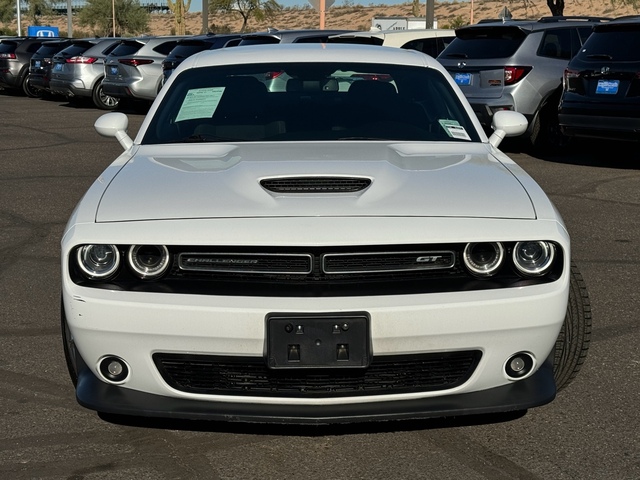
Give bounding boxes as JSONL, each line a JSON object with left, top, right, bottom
{"left": 94, "top": 112, "right": 133, "bottom": 150}
{"left": 488, "top": 110, "right": 528, "bottom": 148}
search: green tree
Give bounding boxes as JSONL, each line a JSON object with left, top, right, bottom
{"left": 168, "top": 0, "right": 191, "bottom": 35}
{"left": 0, "top": 0, "right": 15, "bottom": 24}
{"left": 78, "top": 0, "right": 149, "bottom": 37}
{"left": 209, "top": 0, "right": 282, "bottom": 33}
{"left": 25, "top": 0, "right": 53, "bottom": 26}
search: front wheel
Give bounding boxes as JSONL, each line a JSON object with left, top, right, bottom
{"left": 553, "top": 262, "right": 592, "bottom": 391}
{"left": 92, "top": 79, "right": 120, "bottom": 110}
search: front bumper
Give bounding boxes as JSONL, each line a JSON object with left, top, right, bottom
{"left": 76, "top": 353, "right": 555, "bottom": 424}
{"left": 63, "top": 274, "right": 567, "bottom": 423}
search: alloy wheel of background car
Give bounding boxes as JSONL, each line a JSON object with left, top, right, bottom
{"left": 553, "top": 261, "right": 592, "bottom": 391}
{"left": 61, "top": 300, "right": 78, "bottom": 387}
{"left": 92, "top": 79, "right": 120, "bottom": 110}
{"left": 22, "top": 73, "right": 41, "bottom": 98}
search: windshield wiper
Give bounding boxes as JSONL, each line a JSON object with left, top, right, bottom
{"left": 586, "top": 54, "right": 613, "bottom": 60}
{"left": 444, "top": 53, "right": 468, "bottom": 58}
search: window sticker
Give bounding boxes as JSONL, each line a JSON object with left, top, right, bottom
{"left": 175, "top": 87, "right": 226, "bottom": 122}
{"left": 438, "top": 119, "right": 472, "bottom": 141}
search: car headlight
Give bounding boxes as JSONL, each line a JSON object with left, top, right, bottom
{"left": 513, "top": 241, "right": 555, "bottom": 276}
{"left": 127, "top": 245, "right": 170, "bottom": 279}
{"left": 463, "top": 242, "right": 504, "bottom": 277}
{"left": 77, "top": 244, "right": 120, "bottom": 279}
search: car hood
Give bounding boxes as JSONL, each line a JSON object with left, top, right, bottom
{"left": 95, "top": 142, "right": 535, "bottom": 222}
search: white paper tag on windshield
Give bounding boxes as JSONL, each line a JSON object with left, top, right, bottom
{"left": 175, "top": 87, "right": 225, "bottom": 122}
{"left": 438, "top": 119, "right": 472, "bottom": 141}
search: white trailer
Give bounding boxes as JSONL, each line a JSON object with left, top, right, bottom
{"left": 371, "top": 17, "right": 438, "bottom": 31}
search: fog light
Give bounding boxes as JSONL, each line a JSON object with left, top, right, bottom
{"left": 99, "top": 356, "right": 129, "bottom": 383}
{"left": 505, "top": 353, "right": 534, "bottom": 379}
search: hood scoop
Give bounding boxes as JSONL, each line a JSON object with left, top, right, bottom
{"left": 260, "top": 176, "right": 372, "bottom": 194}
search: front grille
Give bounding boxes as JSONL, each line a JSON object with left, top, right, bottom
{"left": 261, "top": 176, "right": 371, "bottom": 193}
{"left": 153, "top": 351, "right": 482, "bottom": 398}
{"left": 70, "top": 243, "right": 564, "bottom": 296}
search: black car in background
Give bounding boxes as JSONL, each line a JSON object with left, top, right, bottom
{"left": 559, "top": 17, "right": 640, "bottom": 141}
{"left": 0, "top": 36, "right": 61, "bottom": 97}
{"left": 28, "top": 38, "right": 76, "bottom": 96}
{"left": 161, "top": 33, "right": 242, "bottom": 83}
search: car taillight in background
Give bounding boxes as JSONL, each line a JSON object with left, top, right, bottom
{"left": 0, "top": 53, "right": 17, "bottom": 59}
{"left": 563, "top": 68, "right": 581, "bottom": 92}
{"left": 504, "top": 66, "right": 532, "bottom": 86}
{"left": 67, "top": 56, "right": 98, "bottom": 64}
{"left": 119, "top": 58, "right": 154, "bottom": 67}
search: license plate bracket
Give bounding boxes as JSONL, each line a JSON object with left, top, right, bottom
{"left": 267, "top": 313, "right": 370, "bottom": 369}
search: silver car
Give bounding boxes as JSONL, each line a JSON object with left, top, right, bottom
{"left": 438, "top": 16, "right": 609, "bottom": 151}
{"left": 49, "top": 37, "right": 125, "bottom": 110}
{"left": 102, "top": 36, "right": 186, "bottom": 104}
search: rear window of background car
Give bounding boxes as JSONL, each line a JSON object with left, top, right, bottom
{"left": 576, "top": 25, "right": 640, "bottom": 62}
{"left": 441, "top": 26, "right": 527, "bottom": 59}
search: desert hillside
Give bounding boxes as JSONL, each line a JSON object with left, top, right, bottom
{"left": 7, "top": 0, "right": 639, "bottom": 36}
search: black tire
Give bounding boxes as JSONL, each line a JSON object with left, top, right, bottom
{"left": 529, "top": 95, "right": 571, "bottom": 153}
{"left": 92, "top": 78, "right": 120, "bottom": 110}
{"left": 61, "top": 299, "right": 79, "bottom": 387}
{"left": 553, "top": 262, "right": 592, "bottom": 391}
{"left": 22, "top": 73, "right": 41, "bottom": 98}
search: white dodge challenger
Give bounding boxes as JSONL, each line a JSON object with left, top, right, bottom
{"left": 61, "top": 43, "right": 590, "bottom": 424}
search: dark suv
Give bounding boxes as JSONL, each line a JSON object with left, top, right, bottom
{"left": 0, "top": 36, "right": 61, "bottom": 97}
{"left": 559, "top": 17, "right": 640, "bottom": 141}
{"left": 438, "top": 16, "right": 610, "bottom": 151}
{"left": 162, "top": 33, "right": 242, "bottom": 83}
{"left": 28, "top": 38, "right": 76, "bottom": 96}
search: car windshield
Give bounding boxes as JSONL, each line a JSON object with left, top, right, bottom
{"left": 143, "top": 61, "right": 480, "bottom": 144}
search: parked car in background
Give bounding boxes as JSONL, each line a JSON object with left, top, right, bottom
{"left": 238, "top": 28, "right": 355, "bottom": 46}
{"left": 438, "top": 16, "right": 610, "bottom": 151}
{"left": 102, "top": 36, "right": 186, "bottom": 104}
{"left": 559, "top": 17, "right": 640, "bottom": 141}
{"left": 0, "top": 36, "right": 62, "bottom": 97}
{"left": 49, "top": 37, "right": 125, "bottom": 110}
{"left": 28, "top": 38, "right": 76, "bottom": 96}
{"left": 328, "top": 28, "right": 456, "bottom": 58}
{"left": 161, "top": 33, "right": 242, "bottom": 83}
{"left": 61, "top": 43, "right": 591, "bottom": 424}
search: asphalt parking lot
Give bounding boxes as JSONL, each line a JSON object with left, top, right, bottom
{"left": 1, "top": 91, "right": 639, "bottom": 479}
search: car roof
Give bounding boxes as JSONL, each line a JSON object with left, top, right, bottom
{"left": 180, "top": 43, "right": 440, "bottom": 70}
{"left": 240, "top": 29, "right": 354, "bottom": 42}
{"left": 328, "top": 29, "right": 456, "bottom": 48}
{"left": 594, "top": 15, "right": 640, "bottom": 29}
{"left": 461, "top": 16, "right": 611, "bottom": 33}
